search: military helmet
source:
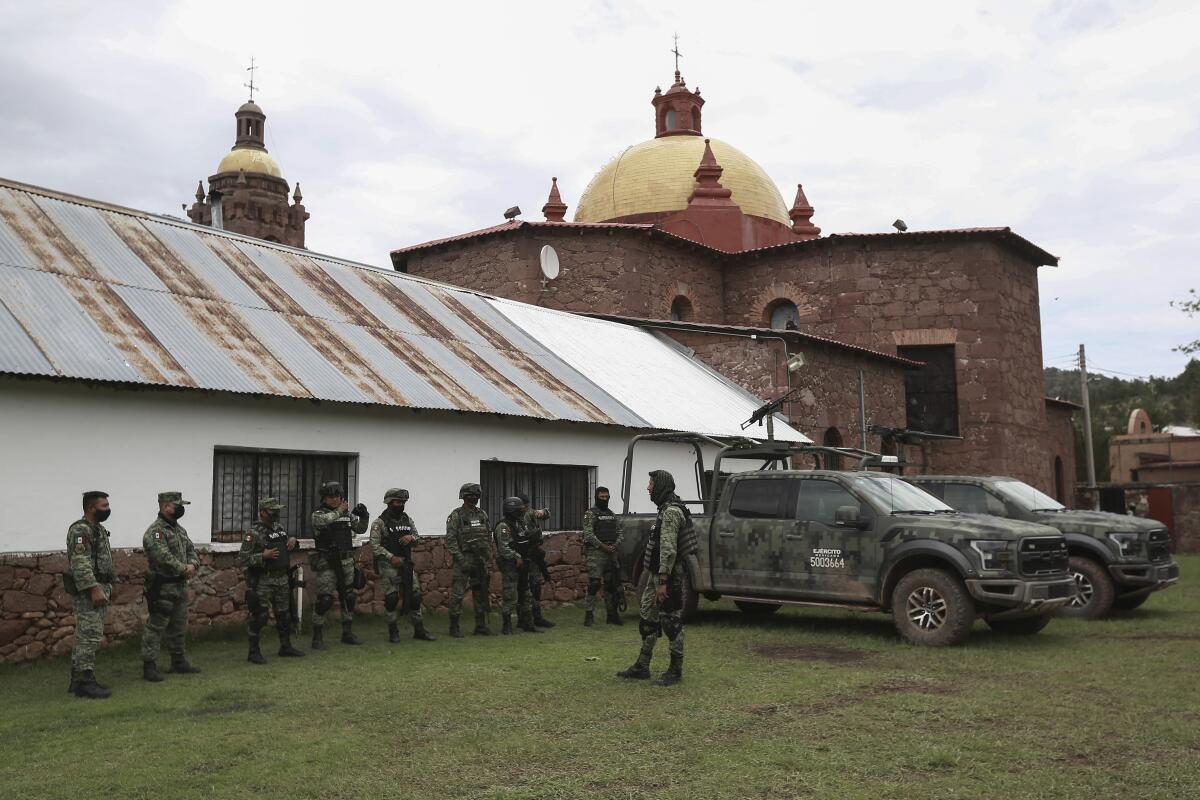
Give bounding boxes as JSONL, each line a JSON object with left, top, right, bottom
{"left": 319, "top": 481, "right": 344, "bottom": 498}
{"left": 502, "top": 496, "right": 524, "bottom": 516}
{"left": 258, "top": 497, "right": 285, "bottom": 511}
{"left": 459, "top": 482, "right": 482, "bottom": 499}
{"left": 384, "top": 488, "right": 410, "bottom": 503}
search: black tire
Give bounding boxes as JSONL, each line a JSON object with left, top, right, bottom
{"left": 1113, "top": 593, "right": 1149, "bottom": 611}
{"left": 891, "top": 568, "right": 975, "bottom": 646}
{"left": 1059, "top": 556, "right": 1115, "bottom": 619}
{"left": 635, "top": 568, "right": 699, "bottom": 623}
{"left": 986, "top": 613, "right": 1052, "bottom": 635}
{"left": 734, "top": 600, "right": 782, "bottom": 615}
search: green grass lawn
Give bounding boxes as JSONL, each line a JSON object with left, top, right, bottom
{"left": 3, "top": 556, "right": 1198, "bottom": 800}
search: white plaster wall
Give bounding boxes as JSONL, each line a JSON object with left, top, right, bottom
{"left": 0, "top": 378, "right": 709, "bottom": 553}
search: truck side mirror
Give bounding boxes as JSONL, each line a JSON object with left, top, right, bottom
{"left": 835, "top": 505, "right": 869, "bottom": 530}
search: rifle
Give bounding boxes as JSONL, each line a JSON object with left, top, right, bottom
{"left": 604, "top": 555, "right": 627, "bottom": 613}
{"left": 400, "top": 559, "right": 416, "bottom": 614}
{"left": 474, "top": 554, "right": 490, "bottom": 622}
{"left": 328, "top": 544, "right": 352, "bottom": 615}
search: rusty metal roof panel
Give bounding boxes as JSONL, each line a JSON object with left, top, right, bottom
{"left": 331, "top": 323, "right": 460, "bottom": 411}
{"left": 393, "top": 282, "right": 490, "bottom": 348}
{"left": 149, "top": 223, "right": 270, "bottom": 309}
{"left": 402, "top": 332, "right": 533, "bottom": 418}
{"left": 0, "top": 296, "right": 53, "bottom": 375}
{"left": 0, "top": 263, "right": 145, "bottom": 382}
{"left": 233, "top": 240, "right": 341, "bottom": 320}
{"left": 315, "top": 257, "right": 423, "bottom": 337}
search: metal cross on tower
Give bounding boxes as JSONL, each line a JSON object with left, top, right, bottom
{"left": 671, "top": 33, "right": 682, "bottom": 74}
{"left": 244, "top": 56, "right": 258, "bottom": 102}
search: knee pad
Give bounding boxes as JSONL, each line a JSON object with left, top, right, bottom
{"left": 639, "top": 619, "right": 661, "bottom": 639}
{"left": 315, "top": 594, "right": 334, "bottom": 615}
{"left": 384, "top": 592, "right": 400, "bottom": 612}
{"left": 662, "top": 615, "right": 683, "bottom": 641}
{"left": 587, "top": 577, "right": 602, "bottom": 595}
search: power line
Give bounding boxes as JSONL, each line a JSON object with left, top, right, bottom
{"left": 1088, "top": 364, "right": 1154, "bottom": 380}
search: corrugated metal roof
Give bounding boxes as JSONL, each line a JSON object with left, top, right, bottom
{"left": 0, "top": 177, "right": 799, "bottom": 439}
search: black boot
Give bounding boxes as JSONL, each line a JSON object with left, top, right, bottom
{"left": 606, "top": 608, "right": 623, "bottom": 625}
{"left": 655, "top": 654, "right": 683, "bottom": 687}
{"left": 311, "top": 625, "right": 328, "bottom": 651}
{"left": 341, "top": 620, "right": 363, "bottom": 645}
{"left": 584, "top": 610, "right": 595, "bottom": 627}
{"left": 247, "top": 636, "right": 266, "bottom": 665}
{"left": 533, "top": 609, "right": 556, "bottom": 628}
{"left": 388, "top": 622, "right": 401, "bottom": 643}
{"left": 277, "top": 630, "right": 305, "bottom": 657}
{"left": 73, "top": 669, "right": 111, "bottom": 699}
{"left": 473, "top": 615, "right": 495, "bottom": 636}
{"left": 518, "top": 610, "right": 543, "bottom": 634}
{"left": 143, "top": 660, "right": 164, "bottom": 683}
{"left": 617, "top": 661, "right": 651, "bottom": 680}
{"left": 413, "top": 622, "right": 437, "bottom": 641}
{"left": 449, "top": 615, "right": 464, "bottom": 639}
{"left": 169, "top": 653, "right": 201, "bottom": 674}
{"left": 67, "top": 669, "right": 79, "bottom": 695}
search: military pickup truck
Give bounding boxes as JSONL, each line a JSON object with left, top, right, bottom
{"left": 618, "top": 433, "right": 1075, "bottom": 646}
{"left": 905, "top": 475, "right": 1179, "bottom": 619}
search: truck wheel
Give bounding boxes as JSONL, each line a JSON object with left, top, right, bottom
{"left": 1060, "top": 556, "right": 1115, "bottom": 619}
{"left": 1112, "top": 594, "right": 1149, "bottom": 611}
{"left": 986, "top": 614, "right": 1052, "bottom": 635}
{"left": 734, "top": 600, "right": 782, "bottom": 615}
{"left": 891, "top": 568, "right": 974, "bottom": 647}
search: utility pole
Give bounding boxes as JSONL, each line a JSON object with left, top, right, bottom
{"left": 1078, "top": 344, "right": 1098, "bottom": 507}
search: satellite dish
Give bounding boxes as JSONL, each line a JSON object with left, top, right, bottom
{"left": 539, "top": 245, "right": 560, "bottom": 281}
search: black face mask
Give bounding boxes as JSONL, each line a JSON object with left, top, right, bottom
{"left": 596, "top": 496, "right": 609, "bottom": 510}
{"left": 267, "top": 510, "right": 281, "bottom": 524}
{"left": 172, "top": 505, "right": 186, "bottom": 520}
{"left": 387, "top": 504, "right": 406, "bottom": 517}
{"left": 95, "top": 509, "right": 111, "bottom": 522}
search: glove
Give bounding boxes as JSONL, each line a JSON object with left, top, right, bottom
{"left": 352, "top": 503, "right": 368, "bottom": 519}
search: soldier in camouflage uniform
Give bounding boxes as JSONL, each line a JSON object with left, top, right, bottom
{"left": 582, "top": 486, "right": 625, "bottom": 627}
{"left": 239, "top": 497, "right": 305, "bottom": 664}
{"left": 618, "top": 470, "right": 688, "bottom": 686}
{"left": 140, "top": 491, "right": 201, "bottom": 682}
{"left": 446, "top": 482, "right": 494, "bottom": 638}
{"left": 65, "top": 491, "right": 115, "bottom": 699}
{"left": 495, "top": 496, "right": 543, "bottom": 635}
{"left": 369, "top": 488, "right": 436, "bottom": 643}
{"left": 518, "top": 494, "right": 555, "bottom": 628}
{"left": 306, "top": 481, "right": 369, "bottom": 650}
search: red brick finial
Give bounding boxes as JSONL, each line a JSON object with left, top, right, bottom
{"left": 541, "top": 177, "right": 568, "bottom": 222}
{"left": 789, "top": 183, "right": 821, "bottom": 239}
{"left": 687, "top": 140, "right": 735, "bottom": 206}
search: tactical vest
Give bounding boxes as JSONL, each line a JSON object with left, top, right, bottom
{"left": 63, "top": 520, "right": 114, "bottom": 593}
{"left": 454, "top": 508, "right": 491, "bottom": 553}
{"left": 642, "top": 501, "right": 698, "bottom": 574}
{"left": 314, "top": 508, "right": 354, "bottom": 551}
{"left": 590, "top": 507, "right": 619, "bottom": 544}
{"left": 261, "top": 525, "right": 291, "bottom": 572}
{"left": 382, "top": 515, "right": 416, "bottom": 558}
{"left": 500, "top": 520, "right": 533, "bottom": 558}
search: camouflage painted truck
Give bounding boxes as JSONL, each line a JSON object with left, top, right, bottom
{"left": 618, "top": 433, "right": 1076, "bottom": 646}
{"left": 905, "top": 476, "right": 1179, "bottom": 619}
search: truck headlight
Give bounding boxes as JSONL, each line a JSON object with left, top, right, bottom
{"left": 1108, "top": 532, "right": 1142, "bottom": 558}
{"left": 970, "top": 540, "right": 1012, "bottom": 571}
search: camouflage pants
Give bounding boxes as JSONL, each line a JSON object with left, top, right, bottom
{"left": 499, "top": 560, "right": 531, "bottom": 617}
{"left": 246, "top": 571, "right": 292, "bottom": 638}
{"left": 70, "top": 584, "right": 110, "bottom": 672}
{"left": 140, "top": 581, "right": 189, "bottom": 662}
{"left": 635, "top": 569, "right": 684, "bottom": 666}
{"left": 528, "top": 569, "right": 545, "bottom": 616}
{"left": 310, "top": 552, "right": 356, "bottom": 627}
{"left": 449, "top": 553, "right": 490, "bottom": 619}
{"left": 376, "top": 561, "right": 424, "bottom": 626}
{"left": 585, "top": 548, "right": 622, "bottom": 613}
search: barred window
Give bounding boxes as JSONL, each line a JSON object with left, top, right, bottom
{"left": 479, "top": 461, "right": 597, "bottom": 531}
{"left": 211, "top": 448, "right": 358, "bottom": 543}
{"left": 897, "top": 344, "right": 959, "bottom": 436}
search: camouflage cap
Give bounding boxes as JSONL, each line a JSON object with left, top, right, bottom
{"left": 158, "top": 491, "right": 191, "bottom": 505}
{"left": 319, "top": 480, "right": 344, "bottom": 498}
{"left": 459, "top": 482, "right": 482, "bottom": 498}
{"left": 384, "top": 488, "right": 410, "bottom": 502}
{"left": 258, "top": 497, "right": 285, "bottom": 511}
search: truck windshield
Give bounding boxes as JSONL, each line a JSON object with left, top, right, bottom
{"left": 993, "top": 480, "right": 1066, "bottom": 512}
{"left": 851, "top": 475, "right": 956, "bottom": 514}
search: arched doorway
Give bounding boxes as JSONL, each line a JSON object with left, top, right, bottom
{"left": 670, "top": 295, "right": 693, "bottom": 321}
{"left": 823, "top": 427, "right": 844, "bottom": 470}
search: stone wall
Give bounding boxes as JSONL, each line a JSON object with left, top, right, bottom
{"left": 1045, "top": 403, "right": 1079, "bottom": 503}
{"left": 1169, "top": 484, "right": 1200, "bottom": 554}
{"left": 0, "top": 532, "right": 591, "bottom": 664}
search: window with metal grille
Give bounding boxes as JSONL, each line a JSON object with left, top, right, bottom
{"left": 478, "top": 461, "right": 596, "bottom": 531}
{"left": 897, "top": 344, "right": 959, "bottom": 436}
{"left": 211, "top": 448, "right": 359, "bottom": 543}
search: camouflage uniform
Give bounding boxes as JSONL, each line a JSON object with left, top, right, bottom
{"left": 65, "top": 515, "right": 114, "bottom": 695}
{"left": 308, "top": 496, "right": 369, "bottom": 647}
{"left": 495, "top": 513, "right": 538, "bottom": 634}
{"left": 521, "top": 506, "right": 555, "bottom": 627}
{"left": 446, "top": 484, "right": 493, "bottom": 636}
{"left": 369, "top": 488, "right": 435, "bottom": 642}
{"left": 140, "top": 492, "right": 201, "bottom": 676}
{"left": 583, "top": 493, "right": 625, "bottom": 624}
{"left": 239, "top": 498, "right": 303, "bottom": 662}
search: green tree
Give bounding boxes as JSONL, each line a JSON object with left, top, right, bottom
{"left": 1172, "top": 288, "right": 1200, "bottom": 354}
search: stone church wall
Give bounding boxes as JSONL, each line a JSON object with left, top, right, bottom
{"left": 1045, "top": 403, "right": 1079, "bottom": 503}
{"left": 0, "top": 532, "right": 592, "bottom": 664}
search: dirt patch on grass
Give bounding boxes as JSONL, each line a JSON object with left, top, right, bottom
{"left": 751, "top": 643, "right": 870, "bottom": 663}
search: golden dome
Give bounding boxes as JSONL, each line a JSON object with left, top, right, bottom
{"left": 574, "top": 136, "right": 790, "bottom": 225}
{"left": 217, "top": 147, "right": 282, "bottom": 178}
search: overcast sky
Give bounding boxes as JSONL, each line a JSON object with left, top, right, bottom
{"left": 2, "top": 0, "right": 1196, "bottom": 379}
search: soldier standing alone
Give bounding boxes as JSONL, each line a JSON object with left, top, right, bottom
{"left": 445, "top": 482, "right": 494, "bottom": 638}
{"left": 239, "top": 497, "right": 305, "bottom": 663}
{"left": 369, "top": 488, "right": 437, "bottom": 643}
{"left": 140, "top": 491, "right": 201, "bottom": 682}
{"left": 307, "top": 481, "right": 369, "bottom": 650}
{"left": 65, "top": 490, "right": 115, "bottom": 699}
{"left": 582, "top": 486, "right": 625, "bottom": 627}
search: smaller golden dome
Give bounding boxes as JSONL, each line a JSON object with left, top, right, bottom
{"left": 217, "top": 147, "right": 282, "bottom": 178}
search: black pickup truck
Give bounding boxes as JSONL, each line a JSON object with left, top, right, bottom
{"left": 618, "top": 433, "right": 1075, "bottom": 646}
